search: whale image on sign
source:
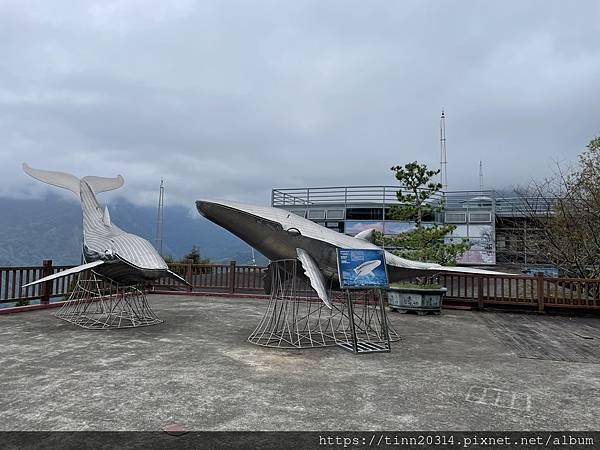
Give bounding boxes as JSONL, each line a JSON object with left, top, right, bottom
{"left": 337, "top": 248, "right": 389, "bottom": 289}
{"left": 354, "top": 259, "right": 382, "bottom": 277}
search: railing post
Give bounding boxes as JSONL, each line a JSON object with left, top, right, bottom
{"left": 229, "top": 260, "right": 236, "bottom": 294}
{"left": 40, "top": 259, "right": 53, "bottom": 305}
{"left": 536, "top": 272, "right": 545, "bottom": 313}
{"left": 477, "top": 275, "right": 484, "bottom": 310}
{"left": 186, "top": 260, "right": 193, "bottom": 292}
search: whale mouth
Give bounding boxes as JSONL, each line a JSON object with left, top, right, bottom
{"left": 195, "top": 199, "right": 213, "bottom": 216}
{"left": 196, "top": 200, "right": 281, "bottom": 229}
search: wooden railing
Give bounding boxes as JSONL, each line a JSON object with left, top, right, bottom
{"left": 2, "top": 260, "right": 600, "bottom": 312}
{"left": 153, "top": 261, "right": 266, "bottom": 294}
{"left": 429, "top": 273, "right": 600, "bottom": 311}
{"left": 0, "top": 260, "right": 78, "bottom": 306}
{"left": 0, "top": 260, "right": 266, "bottom": 308}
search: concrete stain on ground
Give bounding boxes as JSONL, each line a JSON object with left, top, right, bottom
{"left": 0, "top": 295, "right": 599, "bottom": 431}
{"left": 480, "top": 312, "right": 600, "bottom": 363}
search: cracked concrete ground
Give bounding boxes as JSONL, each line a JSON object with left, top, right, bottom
{"left": 0, "top": 295, "right": 599, "bottom": 431}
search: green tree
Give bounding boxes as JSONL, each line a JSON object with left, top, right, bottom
{"left": 379, "top": 161, "right": 469, "bottom": 266}
{"left": 181, "top": 246, "right": 210, "bottom": 264}
{"left": 389, "top": 161, "right": 442, "bottom": 228}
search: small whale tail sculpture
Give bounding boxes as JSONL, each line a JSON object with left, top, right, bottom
{"left": 23, "top": 163, "right": 124, "bottom": 196}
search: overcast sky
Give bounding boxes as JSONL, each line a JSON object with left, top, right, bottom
{"left": 1, "top": 0, "right": 599, "bottom": 208}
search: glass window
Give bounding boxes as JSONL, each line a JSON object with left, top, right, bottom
{"left": 307, "top": 209, "right": 326, "bottom": 220}
{"left": 346, "top": 208, "right": 383, "bottom": 220}
{"left": 326, "top": 222, "right": 344, "bottom": 232}
{"left": 326, "top": 209, "right": 344, "bottom": 220}
{"left": 469, "top": 212, "right": 492, "bottom": 223}
{"left": 445, "top": 212, "right": 467, "bottom": 223}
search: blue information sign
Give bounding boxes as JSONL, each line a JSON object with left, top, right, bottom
{"left": 337, "top": 248, "right": 389, "bottom": 289}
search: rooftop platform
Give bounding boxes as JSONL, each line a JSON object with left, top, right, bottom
{"left": 1, "top": 295, "right": 599, "bottom": 431}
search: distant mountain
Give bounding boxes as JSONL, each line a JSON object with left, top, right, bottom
{"left": 0, "top": 194, "right": 268, "bottom": 267}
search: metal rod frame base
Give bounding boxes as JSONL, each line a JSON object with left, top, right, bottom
{"left": 54, "top": 272, "right": 163, "bottom": 329}
{"left": 248, "top": 260, "right": 399, "bottom": 349}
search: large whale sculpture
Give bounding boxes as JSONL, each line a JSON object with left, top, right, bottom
{"left": 22, "top": 164, "right": 188, "bottom": 287}
{"left": 196, "top": 199, "right": 508, "bottom": 308}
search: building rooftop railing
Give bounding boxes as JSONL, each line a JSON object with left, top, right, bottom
{"left": 495, "top": 197, "right": 555, "bottom": 217}
{"left": 271, "top": 186, "right": 444, "bottom": 208}
{"left": 272, "top": 186, "right": 554, "bottom": 216}
{"left": 441, "top": 190, "right": 497, "bottom": 209}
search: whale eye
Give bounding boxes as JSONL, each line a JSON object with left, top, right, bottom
{"left": 286, "top": 227, "right": 301, "bottom": 237}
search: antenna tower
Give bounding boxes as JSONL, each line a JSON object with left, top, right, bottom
{"left": 479, "top": 160, "right": 484, "bottom": 193}
{"left": 439, "top": 109, "right": 448, "bottom": 191}
{"left": 155, "top": 179, "right": 165, "bottom": 256}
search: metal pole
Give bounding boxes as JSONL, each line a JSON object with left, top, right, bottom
{"left": 346, "top": 289, "right": 358, "bottom": 353}
{"left": 155, "top": 179, "right": 164, "bottom": 256}
{"left": 378, "top": 289, "right": 391, "bottom": 351}
{"left": 382, "top": 186, "right": 386, "bottom": 237}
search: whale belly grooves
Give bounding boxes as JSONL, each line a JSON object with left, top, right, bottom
{"left": 93, "top": 258, "right": 168, "bottom": 284}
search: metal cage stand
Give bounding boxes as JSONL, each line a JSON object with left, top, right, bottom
{"left": 54, "top": 272, "right": 163, "bottom": 329}
{"left": 336, "top": 289, "right": 391, "bottom": 354}
{"left": 248, "top": 260, "right": 399, "bottom": 350}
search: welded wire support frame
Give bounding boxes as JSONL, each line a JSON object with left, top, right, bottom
{"left": 248, "top": 259, "right": 399, "bottom": 350}
{"left": 54, "top": 271, "right": 163, "bottom": 329}
{"left": 337, "top": 289, "right": 392, "bottom": 354}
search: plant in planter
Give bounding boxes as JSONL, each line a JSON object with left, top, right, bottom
{"left": 379, "top": 162, "right": 470, "bottom": 313}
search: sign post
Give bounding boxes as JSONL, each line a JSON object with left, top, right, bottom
{"left": 336, "top": 248, "right": 391, "bottom": 354}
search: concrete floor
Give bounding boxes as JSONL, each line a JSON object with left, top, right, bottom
{"left": 1, "top": 295, "right": 599, "bottom": 431}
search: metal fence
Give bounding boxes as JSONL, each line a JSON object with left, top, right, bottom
{"left": 2, "top": 261, "right": 600, "bottom": 312}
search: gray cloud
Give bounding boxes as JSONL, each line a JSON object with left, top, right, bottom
{"left": 1, "top": 0, "right": 599, "bottom": 208}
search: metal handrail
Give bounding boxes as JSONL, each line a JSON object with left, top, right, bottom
{"left": 272, "top": 186, "right": 555, "bottom": 216}
{"left": 272, "top": 186, "right": 445, "bottom": 207}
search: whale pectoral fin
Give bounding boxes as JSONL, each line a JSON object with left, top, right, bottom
{"left": 296, "top": 248, "right": 331, "bottom": 309}
{"left": 167, "top": 269, "right": 192, "bottom": 287}
{"left": 22, "top": 260, "right": 105, "bottom": 288}
{"left": 82, "top": 175, "right": 124, "bottom": 194}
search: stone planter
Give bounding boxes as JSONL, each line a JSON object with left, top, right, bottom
{"left": 387, "top": 286, "right": 447, "bottom": 315}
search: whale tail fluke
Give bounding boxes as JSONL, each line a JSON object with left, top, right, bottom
{"left": 82, "top": 175, "right": 124, "bottom": 194}
{"left": 22, "top": 163, "right": 124, "bottom": 196}
{"left": 22, "top": 163, "right": 81, "bottom": 195}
